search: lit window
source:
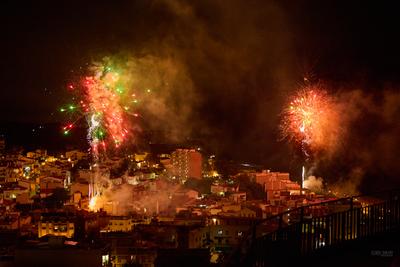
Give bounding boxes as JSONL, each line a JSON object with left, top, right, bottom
{"left": 102, "top": 255, "right": 109, "bottom": 266}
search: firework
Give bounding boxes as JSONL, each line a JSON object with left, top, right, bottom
{"left": 59, "top": 58, "right": 150, "bottom": 156}
{"left": 280, "top": 83, "right": 339, "bottom": 158}
{"left": 88, "top": 195, "right": 98, "bottom": 211}
{"left": 59, "top": 57, "right": 161, "bottom": 212}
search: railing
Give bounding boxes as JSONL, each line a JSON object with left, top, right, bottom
{"left": 224, "top": 189, "right": 400, "bottom": 266}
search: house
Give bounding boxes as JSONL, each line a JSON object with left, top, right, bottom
{"left": 102, "top": 216, "right": 133, "bottom": 233}
{"left": 38, "top": 213, "right": 75, "bottom": 238}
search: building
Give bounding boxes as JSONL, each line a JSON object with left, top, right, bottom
{"left": 71, "top": 182, "right": 90, "bottom": 197}
{"left": 211, "top": 183, "right": 237, "bottom": 196}
{"left": 0, "top": 213, "right": 31, "bottom": 230}
{"left": 134, "top": 152, "right": 148, "bottom": 162}
{"left": 249, "top": 170, "right": 300, "bottom": 202}
{"left": 252, "top": 170, "right": 289, "bottom": 185}
{"left": 38, "top": 213, "right": 75, "bottom": 238}
{"left": 188, "top": 216, "right": 256, "bottom": 253}
{"left": 1, "top": 185, "right": 28, "bottom": 200}
{"left": 0, "top": 161, "right": 6, "bottom": 183}
{"left": 15, "top": 237, "right": 108, "bottom": 267}
{"left": 26, "top": 149, "right": 47, "bottom": 159}
{"left": 102, "top": 216, "right": 133, "bottom": 232}
{"left": 0, "top": 137, "right": 5, "bottom": 155}
{"left": 173, "top": 189, "right": 199, "bottom": 200}
{"left": 113, "top": 247, "right": 156, "bottom": 267}
{"left": 229, "top": 192, "right": 247, "bottom": 203}
{"left": 65, "top": 149, "right": 88, "bottom": 161}
{"left": 39, "top": 176, "right": 65, "bottom": 197}
{"left": 171, "top": 149, "right": 202, "bottom": 182}
{"left": 0, "top": 215, "right": 19, "bottom": 230}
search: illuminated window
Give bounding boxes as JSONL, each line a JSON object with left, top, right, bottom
{"left": 102, "top": 255, "right": 109, "bottom": 266}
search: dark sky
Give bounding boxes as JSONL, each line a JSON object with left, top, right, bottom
{"left": 2, "top": 0, "right": 400, "bottom": 121}
{"left": 1, "top": 0, "right": 400, "bottom": 190}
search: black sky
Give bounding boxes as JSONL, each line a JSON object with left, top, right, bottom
{"left": 1, "top": 0, "right": 400, "bottom": 190}
{"left": 2, "top": 0, "right": 400, "bottom": 121}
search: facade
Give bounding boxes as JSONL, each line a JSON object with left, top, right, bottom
{"left": 0, "top": 162, "right": 6, "bottom": 183}
{"left": 38, "top": 214, "right": 75, "bottom": 238}
{"left": 65, "top": 150, "right": 88, "bottom": 161}
{"left": 15, "top": 238, "right": 107, "bottom": 267}
{"left": 71, "top": 182, "right": 90, "bottom": 197}
{"left": 0, "top": 216, "right": 19, "bottom": 230}
{"left": 229, "top": 192, "right": 247, "bottom": 203}
{"left": 102, "top": 216, "right": 133, "bottom": 232}
{"left": 112, "top": 247, "right": 156, "bottom": 267}
{"left": 250, "top": 170, "right": 300, "bottom": 201}
{"left": 171, "top": 149, "right": 202, "bottom": 182}
{"left": 189, "top": 216, "right": 254, "bottom": 251}
{"left": 0, "top": 137, "right": 5, "bottom": 152}
{"left": 2, "top": 185, "right": 28, "bottom": 200}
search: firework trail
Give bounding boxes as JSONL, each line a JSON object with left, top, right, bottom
{"left": 60, "top": 58, "right": 151, "bottom": 211}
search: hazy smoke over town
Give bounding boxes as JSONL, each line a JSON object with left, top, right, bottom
{"left": 313, "top": 89, "right": 400, "bottom": 194}
{"left": 91, "top": 180, "right": 181, "bottom": 216}
{"left": 111, "top": 54, "right": 197, "bottom": 143}
{"left": 303, "top": 176, "right": 323, "bottom": 193}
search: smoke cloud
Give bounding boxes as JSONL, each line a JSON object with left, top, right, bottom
{"left": 315, "top": 88, "right": 400, "bottom": 194}
{"left": 117, "top": 54, "right": 197, "bottom": 143}
{"left": 91, "top": 174, "right": 183, "bottom": 216}
{"left": 304, "top": 175, "right": 324, "bottom": 193}
{"left": 120, "top": 0, "right": 296, "bottom": 156}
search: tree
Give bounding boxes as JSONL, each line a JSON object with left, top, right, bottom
{"left": 236, "top": 174, "right": 265, "bottom": 200}
{"left": 184, "top": 178, "right": 212, "bottom": 194}
{"left": 43, "top": 188, "right": 70, "bottom": 209}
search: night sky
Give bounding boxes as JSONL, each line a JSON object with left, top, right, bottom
{"left": 1, "top": 0, "right": 400, "bottom": 191}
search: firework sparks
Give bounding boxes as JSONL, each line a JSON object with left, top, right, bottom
{"left": 88, "top": 195, "right": 98, "bottom": 211}
{"left": 59, "top": 58, "right": 150, "bottom": 156}
{"left": 59, "top": 57, "right": 161, "bottom": 211}
{"left": 280, "top": 83, "right": 340, "bottom": 158}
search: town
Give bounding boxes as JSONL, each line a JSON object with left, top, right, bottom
{"left": 0, "top": 136, "right": 337, "bottom": 267}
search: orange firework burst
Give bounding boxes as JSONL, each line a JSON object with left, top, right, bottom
{"left": 280, "top": 84, "right": 340, "bottom": 157}
{"left": 60, "top": 57, "right": 151, "bottom": 156}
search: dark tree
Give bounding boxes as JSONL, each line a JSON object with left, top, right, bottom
{"left": 184, "top": 178, "right": 212, "bottom": 194}
{"left": 43, "top": 188, "right": 70, "bottom": 209}
{"left": 236, "top": 174, "right": 265, "bottom": 200}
